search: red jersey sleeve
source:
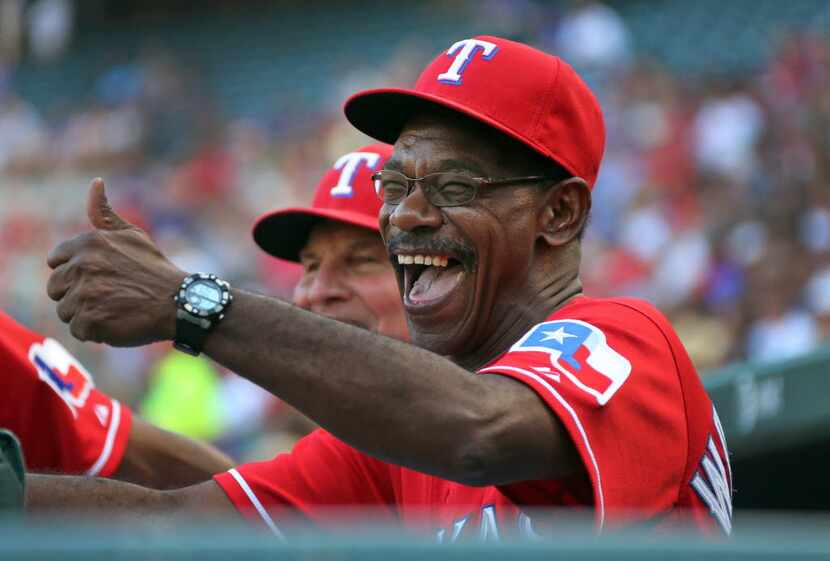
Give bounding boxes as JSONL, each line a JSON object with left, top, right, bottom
{"left": 0, "top": 311, "right": 132, "bottom": 477}
{"left": 213, "top": 429, "right": 396, "bottom": 536}
{"left": 478, "top": 297, "right": 690, "bottom": 530}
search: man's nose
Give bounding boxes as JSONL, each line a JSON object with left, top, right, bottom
{"left": 388, "top": 184, "right": 443, "bottom": 231}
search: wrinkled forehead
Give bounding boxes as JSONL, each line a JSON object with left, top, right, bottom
{"left": 396, "top": 110, "right": 496, "bottom": 154}
{"left": 389, "top": 108, "right": 546, "bottom": 177}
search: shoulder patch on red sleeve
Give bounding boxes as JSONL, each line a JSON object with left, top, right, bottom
{"left": 499, "top": 319, "right": 632, "bottom": 406}
{"left": 28, "top": 338, "right": 94, "bottom": 418}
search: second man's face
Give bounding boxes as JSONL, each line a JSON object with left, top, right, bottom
{"left": 293, "top": 220, "right": 409, "bottom": 343}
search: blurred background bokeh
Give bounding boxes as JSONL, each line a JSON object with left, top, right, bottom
{"left": 1, "top": 0, "right": 829, "bottom": 472}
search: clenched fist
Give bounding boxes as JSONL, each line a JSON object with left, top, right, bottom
{"left": 46, "top": 178, "right": 187, "bottom": 346}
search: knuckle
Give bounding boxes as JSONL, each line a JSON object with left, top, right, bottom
{"left": 73, "top": 252, "right": 98, "bottom": 274}
{"left": 56, "top": 302, "right": 72, "bottom": 323}
{"left": 87, "top": 230, "right": 106, "bottom": 245}
{"left": 47, "top": 242, "right": 70, "bottom": 269}
{"left": 69, "top": 317, "right": 88, "bottom": 341}
{"left": 46, "top": 275, "right": 60, "bottom": 300}
{"left": 72, "top": 253, "right": 88, "bottom": 273}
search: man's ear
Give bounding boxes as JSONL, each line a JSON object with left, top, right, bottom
{"left": 536, "top": 177, "right": 592, "bottom": 247}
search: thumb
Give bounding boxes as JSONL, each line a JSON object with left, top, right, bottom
{"left": 87, "top": 178, "right": 131, "bottom": 231}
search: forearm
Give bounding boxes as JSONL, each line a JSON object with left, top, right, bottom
{"left": 203, "top": 291, "right": 488, "bottom": 478}
{"left": 26, "top": 474, "right": 236, "bottom": 519}
{"left": 114, "top": 418, "right": 235, "bottom": 489}
{"left": 26, "top": 474, "right": 174, "bottom": 515}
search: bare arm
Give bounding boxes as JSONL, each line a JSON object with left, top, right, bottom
{"left": 198, "top": 290, "right": 577, "bottom": 486}
{"left": 26, "top": 474, "right": 236, "bottom": 519}
{"left": 46, "top": 181, "right": 581, "bottom": 487}
{"left": 114, "top": 417, "right": 235, "bottom": 489}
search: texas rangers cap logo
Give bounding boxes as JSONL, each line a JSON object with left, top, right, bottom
{"left": 511, "top": 319, "right": 631, "bottom": 405}
{"left": 437, "top": 38, "right": 499, "bottom": 85}
{"left": 329, "top": 151, "right": 382, "bottom": 198}
{"left": 28, "top": 338, "right": 94, "bottom": 418}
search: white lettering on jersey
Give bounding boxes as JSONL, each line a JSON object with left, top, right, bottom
{"left": 436, "top": 514, "right": 470, "bottom": 544}
{"left": 691, "top": 405, "right": 733, "bottom": 535}
{"left": 434, "top": 508, "right": 539, "bottom": 543}
{"left": 479, "top": 505, "right": 500, "bottom": 541}
{"left": 712, "top": 405, "right": 732, "bottom": 486}
{"left": 329, "top": 152, "right": 381, "bottom": 198}
{"left": 437, "top": 39, "right": 499, "bottom": 85}
{"left": 518, "top": 513, "right": 542, "bottom": 541}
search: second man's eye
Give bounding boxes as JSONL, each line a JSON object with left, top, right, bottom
{"left": 351, "top": 254, "right": 381, "bottom": 266}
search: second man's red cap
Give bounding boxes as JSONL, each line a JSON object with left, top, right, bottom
{"left": 253, "top": 143, "right": 393, "bottom": 262}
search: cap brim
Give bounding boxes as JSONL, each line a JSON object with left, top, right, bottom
{"left": 344, "top": 88, "right": 563, "bottom": 174}
{"left": 253, "top": 208, "right": 380, "bottom": 262}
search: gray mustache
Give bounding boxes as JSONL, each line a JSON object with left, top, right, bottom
{"left": 386, "top": 233, "right": 476, "bottom": 270}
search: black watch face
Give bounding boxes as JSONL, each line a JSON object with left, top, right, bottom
{"left": 186, "top": 280, "right": 224, "bottom": 315}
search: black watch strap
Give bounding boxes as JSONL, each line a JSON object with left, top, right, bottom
{"left": 173, "top": 273, "right": 232, "bottom": 357}
{"left": 174, "top": 309, "right": 213, "bottom": 356}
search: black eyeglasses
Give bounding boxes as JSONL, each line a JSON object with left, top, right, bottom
{"left": 371, "top": 170, "right": 564, "bottom": 207}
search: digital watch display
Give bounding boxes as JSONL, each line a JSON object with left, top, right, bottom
{"left": 173, "top": 273, "right": 233, "bottom": 356}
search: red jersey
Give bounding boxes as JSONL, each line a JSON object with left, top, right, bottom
{"left": 214, "top": 296, "right": 733, "bottom": 539}
{"left": 0, "top": 310, "right": 132, "bottom": 476}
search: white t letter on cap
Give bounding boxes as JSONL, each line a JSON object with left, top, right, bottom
{"left": 330, "top": 151, "right": 382, "bottom": 198}
{"left": 437, "top": 39, "right": 499, "bottom": 86}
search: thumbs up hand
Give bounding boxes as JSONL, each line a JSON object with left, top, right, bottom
{"left": 46, "top": 179, "right": 187, "bottom": 346}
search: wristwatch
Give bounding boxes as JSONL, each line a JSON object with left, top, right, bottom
{"left": 173, "top": 273, "right": 233, "bottom": 356}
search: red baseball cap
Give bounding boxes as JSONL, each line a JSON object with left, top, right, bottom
{"left": 253, "top": 143, "right": 393, "bottom": 262}
{"left": 344, "top": 36, "right": 605, "bottom": 188}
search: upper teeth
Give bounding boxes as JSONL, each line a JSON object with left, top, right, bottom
{"left": 397, "top": 254, "right": 449, "bottom": 267}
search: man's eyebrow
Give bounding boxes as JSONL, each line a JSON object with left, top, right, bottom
{"left": 383, "top": 158, "right": 487, "bottom": 176}
{"left": 348, "top": 237, "right": 384, "bottom": 253}
{"left": 433, "top": 158, "right": 487, "bottom": 176}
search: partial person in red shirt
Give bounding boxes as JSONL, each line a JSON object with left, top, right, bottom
{"left": 32, "top": 36, "right": 732, "bottom": 538}
{"left": 2, "top": 142, "right": 402, "bottom": 488}
{"left": 0, "top": 309, "right": 235, "bottom": 487}
{"left": 0, "top": 310, "right": 132, "bottom": 478}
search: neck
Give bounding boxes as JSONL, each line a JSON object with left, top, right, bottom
{"left": 452, "top": 258, "right": 583, "bottom": 371}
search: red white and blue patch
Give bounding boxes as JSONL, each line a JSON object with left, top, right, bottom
{"left": 506, "top": 320, "right": 631, "bottom": 406}
{"left": 28, "top": 338, "right": 94, "bottom": 418}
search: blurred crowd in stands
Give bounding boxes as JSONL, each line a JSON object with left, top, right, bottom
{"left": 2, "top": 0, "right": 829, "bottom": 458}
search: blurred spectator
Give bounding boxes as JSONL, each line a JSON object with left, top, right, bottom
{"left": 0, "top": 1, "right": 24, "bottom": 62}
{"left": 744, "top": 245, "right": 819, "bottom": 363}
{"left": 549, "top": 0, "right": 631, "bottom": 75}
{"left": 141, "top": 351, "right": 225, "bottom": 441}
{"left": 0, "top": 90, "right": 47, "bottom": 173}
{"left": 693, "top": 82, "right": 765, "bottom": 183}
{"left": 746, "top": 306, "right": 819, "bottom": 364}
{"left": 27, "top": 0, "right": 73, "bottom": 61}
{"left": 806, "top": 266, "right": 830, "bottom": 342}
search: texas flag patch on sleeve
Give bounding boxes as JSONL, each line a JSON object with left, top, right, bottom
{"left": 483, "top": 320, "right": 632, "bottom": 406}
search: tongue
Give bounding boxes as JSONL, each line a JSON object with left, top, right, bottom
{"left": 409, "top": 265, "right": 465, "bottom": 304}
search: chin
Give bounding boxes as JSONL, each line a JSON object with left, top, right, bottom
{"left": 406, "top": 306, "right": 476, "bottom": 359}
